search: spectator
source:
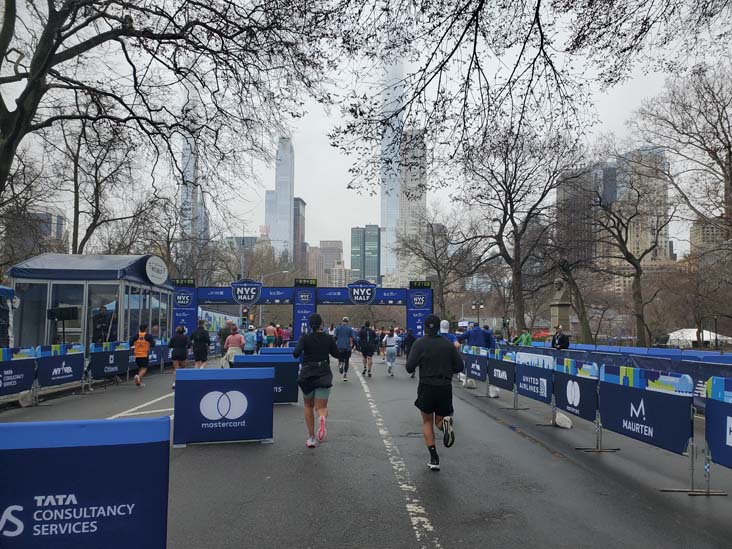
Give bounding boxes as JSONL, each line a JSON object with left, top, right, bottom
{"left": 457, "top": 323, "right": 489, "bottom": 348}
{"left": 551, "top": 325, "right": 569, "bottom": 350}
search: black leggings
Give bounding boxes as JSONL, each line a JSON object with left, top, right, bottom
{"left": 339, "top": 349, "right": 351, "bottom": 373}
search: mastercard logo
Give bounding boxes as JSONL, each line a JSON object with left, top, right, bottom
{"left": 199, "top": 391, "right": 248, "bottom": 420}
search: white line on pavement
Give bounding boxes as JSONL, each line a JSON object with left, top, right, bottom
{"left": 107, "top": 393, "right": 174, "bottom": 420}
{"left": 118, "top": 408, "right": 175, "bottom": 417}
{"left": 355, "top": 370, "right": 443, "bottom": 549}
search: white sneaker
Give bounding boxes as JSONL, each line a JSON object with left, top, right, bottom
{"left": 306, "top": 437, "right": 317, "bottom": 448}
{"left": 134, "top": 374, "right": 141, "bottom": 386}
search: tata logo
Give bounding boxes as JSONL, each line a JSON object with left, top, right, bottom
{"left": 200, "top": 391, "right": 248, "bottom": 420}
{"left": 630, "top": 398, "right": 646, "bottom": 421}
{"left": 0, "top": 505, "right": 24, "bottom": 537}
{"left": 348, "top": 280, "right": 376, "bottom": 305}
{"left": 230, "top": 279, "right": 262, "bottom": 305}
{"left": 566, "top": 380, "right": 581, "bottom": 407}
{"left": 175, "top": 291, "right": 193, "bottom": 307}
{"left": 411, "top": 292, "right": 427, "bottom": 308}
{"left": 298, "top": 290, "right": 312, "bottom": 304}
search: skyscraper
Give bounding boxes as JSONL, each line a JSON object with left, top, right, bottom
{"left": 351, "top": 225, "right": 381, "bottom": 283}
{"left": 319, "top": 240, "right": 343, "bottom": 276}
{"left": 180, "top": 134, "right": 210, "bottom": 243}
{"left": 380, "top": 62, "right": 405, "bottom": 280}
{"left": 270, "top": 137, "right": 295, "bottom": 258}
{"left": 264, "top": 190, "right": 276, "bottom": 238}
{"left": 293, "top": 197, "right": 307, "bottom": 270}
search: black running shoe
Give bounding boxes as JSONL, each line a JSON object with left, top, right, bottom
{"left": 428, "top": 454, "right": 440, "bottom": 471}
{"left": 362, "top": 367, "right": 367, "bottom": 375}
{"left": 368, "top": 371, "right": 372, "bottom": 378}
{"left": 442, "top": 416, "right": 455, "bottom": 448}
{"left": 338, "top": 363, "right": 344, "bottom": 374}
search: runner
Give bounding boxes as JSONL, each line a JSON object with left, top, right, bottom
{"left": 218, "top": 320, "right": 232, "bottom": 355}
{"left": 380, "top": 327, "right": 387, "bottom": 362}
{"left": 359, "top": 321, "right": 377, "bottom": 377}
{"left": 223, "top": 325, "right": 244, "bottom": 367}
{"left": 406, "top": 314, "right": 464, "bottom": 471}
{"left": 282, "top": 325, "right": 292, "bottom": 347}
{"left": 190, "top": 319, "right": 210, "bottom": 369}
{"left": 243, "top": 325, "right": 257, "bottom": 355}
{"left": 276, "top": 324, "right": 283, "bottom": 347}
{"left": 130, "top": 323, "right": 156, "bottom": 388}
{"left": 334, "top": 317, "right": 354, "bottom": 381}
{"left": 169, "top": 325, "right": 189, "bottom": 389}
{"left": 255, "top": 326, "right": 264, "bottom": 353}
{"left": 293, "top": 313, "right": 340, "bottom": 448}
{"left": 440, "top": 320, "right": 460, "bottom": 349}
{"left": 404, "top": 328, "right": 417, "bottom": 378}
{"left": 265, "top": 322, "right": 277, "bottom": 347}
{"left": 382, "top": 328, "right": 398, "bottom": 376}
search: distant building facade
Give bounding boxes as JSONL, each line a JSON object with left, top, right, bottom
{"left": 269, "top": 137, "right": 295, "bottom": 258}
{"left": 327, "top": 260, "right": 351, "bottom": 287}
{"left": 351, "top": 225, "right": 381, "bottom": 284}
{"left": 690, "top": 215, "right": 726, "bottom": 253}
{"left": 293, "top": 197, "right": 307, "bottom": 270}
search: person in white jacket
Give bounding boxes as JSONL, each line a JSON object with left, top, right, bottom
{"left": 383, "top": 329, "right": 398, "bottom": 376}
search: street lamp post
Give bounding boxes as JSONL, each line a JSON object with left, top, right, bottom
{"left": 258, "top": 270, "right": 289, "bottom": 327}
{"left": 471, "top": 299, "right": 485, "bottom": 326}
{"left": 714, "top": 315, "right": 719, "bottom": 349}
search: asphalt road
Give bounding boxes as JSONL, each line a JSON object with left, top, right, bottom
{"left": 3, "top": 356, "right": 732, "bottom": 548}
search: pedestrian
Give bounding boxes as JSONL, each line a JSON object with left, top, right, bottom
{"left": 244, "top": 325, "right": 257, "bottom": 355}
{"left": 169, "top": 325, "right": 190, "bottom": 389}
{"left": 283, "top": 325, "right": 292, "bottom": 347}
{"left": 329, "top": 323, "right": 336, "bottom": 337}
{"left": 380, "top": 327, "right": 387, "bottom": 362}
{"left": 334, "top": 317, "right": 354, "bottom": 381}
{"left": 265, "top": 322, "right": 277, "bottom": 347}
{"left": 276, "top": 324, "right": 284, "bottom": 347}
{"left": 92, "top": 305, "right": 110, "bottom": 343}
{"left": 218, "top": 320, "right": 232, "bottom": 356}
{"left": 359, "top": 321, "right": 377, "bottom": 377}
{"left": 223, "top": 325, "right": 245, "bottom": 367}
{"left": 383, "top": 328, "right": 398, "bottom": 376}
{"left": 130, "top": 323, "right": 156, "bottom": 388}
{"left": 551, "top": 325, "right": 569, "bottom": 350}
{"left": 190, "top": 319, "right": 209, "bottom": 369}
{"left": 406, "top": 314, "right": 464, "bottom": 471}
{"left": 404, "top": 328, "right": 417, "bottom": 377}
{"left": 256, "top": 326, "right": 264, "bottom": 353}
{"left": 293, "top": 313, "right": 340, "bottom": 448}
{"left": 439, "top": 320, "right": 459, "bottom": 349}
{"left": 482, "top": 325, "right": 496, "bottom": 349}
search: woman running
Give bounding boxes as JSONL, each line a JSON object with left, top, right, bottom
{"left": 223, "top": 325, "right": 244, "bottom": 367}
{"left": 169, "top": 325, "right": 190, "bottom": 389}
{"left": 190, "top": 319, "right": 210, "bottom": 369}
{"left": 293, "top": 313, "right": 340, "bottom": 448}
{"left": 383, "top": 328, "right": 398, "bottom": 376}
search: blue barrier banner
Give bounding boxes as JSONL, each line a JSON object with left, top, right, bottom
{"left": 89, "top": 349, "right": 130, "bottom": 379}
{"left": 516, "top": 363, "right": 553, "bottom": 404}
{"left": 259, "top": 348, "right": 295, "bottom": 355}
{"left": 0, "top": 358, "right": 35, "bottom": 397}
{"left": 487, "top": 358, "right": 515, "bottom": 391}
{"left": 173, "top": 368, "right": 274, "bottom": 445}
{"left": 464, "top": 354, "right": 487, "bottom": 382}
{"left": 148, "top": 345, "right": 168, "bottom": 367}
{"left": 599, "top": 382, "right": 692, "bottom": 454}
{"left": 0, "top": 417, "right": 169, "bottom": 548}
{"left": 293, "top": 287, "right": 316, "bottom": 341}
{"left": 233, "top": 355, "right": 299, "bottom": 404}
{"left": 36, "top": 354, "right": 84, "bottom": 388}
{"left": 705, "top": 398, "right": 732, "bottom": 469}
{"left": 553, "top": 371, "right": 598, "bottom": 422}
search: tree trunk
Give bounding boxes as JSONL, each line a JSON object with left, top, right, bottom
{"left": 696, "top": 319, "right": 704, "bottom": 349}
{"left": 512, "top": 264, "right": 527, "bottom": 331}
{"left": 631, "top": 269, "right": 648, "bottom": 347}
{"left": 564, "top": 272, "right": 593, "bottom": 344}
{"left": 725, "top": 151, "right": 732, "bottom": 240}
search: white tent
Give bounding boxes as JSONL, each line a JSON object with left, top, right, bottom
{"left": 667, "top": 329, "right": 732, "bottom": 348}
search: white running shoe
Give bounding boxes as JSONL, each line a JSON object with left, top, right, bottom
{"left": 306, "top": 437, "right": 317, "bottom": 448}
{"left": 134, "top": 374, "right": 141, "bottom": 386}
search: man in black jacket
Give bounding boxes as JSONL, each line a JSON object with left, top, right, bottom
{"left": 406, "top": 314, "right": 465, "bottom": 471}
{"left": 551, "top": 325, "right": 570, "bottom": 350}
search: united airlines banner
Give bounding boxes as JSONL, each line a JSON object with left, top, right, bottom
{"left": 516, "top": 363, "right": 553, "bottom": 405}
{"left": 0, "top": 417, "right": 170, "bottom": 548}
{"left": 599, "top": 382, "right": 692, "bottom": 454}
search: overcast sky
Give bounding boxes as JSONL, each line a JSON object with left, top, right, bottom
{"left": 236, "top": 67, "right": 672, "bottom": 268}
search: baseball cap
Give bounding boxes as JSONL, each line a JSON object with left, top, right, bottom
{"left": 343, "top": 317, "right": 349, "bottom": 322}
{"left": 440, "top": 320, "right": 450, "bottom": 333}
{"left": 425, "top": 314, "right": 440, "bottom": 334}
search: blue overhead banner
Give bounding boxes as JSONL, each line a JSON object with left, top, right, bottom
{"left": 516, "top": 363, "right": 553, "bottom": 404}
{"left": 0, "top": 417, "right": 169, "bottom": 548}
{"left": 705, "top": 398, "right": 732, "bottom": 469}
{"left": 464, "top": 354, "right": 487, "bottom": 382}
{"left": 599, "top": 382, "right": 692, "bottom": 454}
{"left": 553, "top": 371, "right": 598, "bottom": 422}
{"left": 36, "top": 354, "right": 84, "bottom": 388}
{"left": 173, "top": 368, "right": 275, "bottom": 445}
{"left": 197, "top": 286, "right": 295, "bottom": 306}
{"left": 293, "top": 287, "right": 316, "bottom": 341}
{"left": 316, "top": 287, "right": 408, "bottom": 306}
{"left": 0, "top": 358, "right": 35, "bottom": 397}
{"left": 487, "top": 358, "right": 515, "bottom": 391}
{"left": 233, "top": 355, "right": 300, "bottom": 404}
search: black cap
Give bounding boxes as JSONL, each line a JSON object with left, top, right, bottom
{"left": 308, "top": 313, "right": 323, "bottom": 330}
{"left": 424, "top": 314, "right": 440, "bottom": 334}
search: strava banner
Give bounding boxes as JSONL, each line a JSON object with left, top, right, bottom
{"left": 705, "top": 398, "right": 732, "bottom": 469}
{"left": 487, "top": 358, "right": 515, "bottom": 391}
{"left": 0, "top": 417, "right": 169, "bottom": 548}
{"left": 173, "top": 367, "right": 274, "bottom": 445}
{"left": 515, "top": 363, "right": 553, "bottom": 405}
{"left": 36, "top": 354, "right": 84, "bottom": 388}
{"left": 233, "top": 355, "right": 299, "bottom": 404}
{"left": 464, "top": 354, "right": 487, "bottom": 382}
{"left": 599, "top": 382, "right": 692, "bottom": 455}
{"left": 0, "top": 358, "right": 35, "bottom": 397}
{"left": 553, "top": 371, "right": 598, "bottom": 422}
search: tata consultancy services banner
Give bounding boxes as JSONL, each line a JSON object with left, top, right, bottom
{"left": 0, "top": 417, "right": 169, "bottom": 548}
{"left": 599, "top": 382, "right": 692, "bottom": 455}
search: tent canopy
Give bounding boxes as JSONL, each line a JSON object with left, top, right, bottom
{"left": 7, "top": 253, "right": 172, "bottom": 289}
{"left": 667, "top": 329, "right": 732, "bottom": 348}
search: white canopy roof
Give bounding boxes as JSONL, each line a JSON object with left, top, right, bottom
{"left": 667, "top": 329, "right": 732, "bottom": 348}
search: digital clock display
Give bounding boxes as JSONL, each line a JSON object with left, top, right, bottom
{"left": 294, "top": 278, "right": 318, "bottom": 287}
{"left": 409, "top": 281, "right": 432, "bottom": 289}
{"left": 171, "top": 278, "right": 196, "bottom": 287}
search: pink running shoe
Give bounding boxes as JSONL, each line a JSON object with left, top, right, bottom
{"left": 317, "top": 416, "right": 327, "bottom": 442}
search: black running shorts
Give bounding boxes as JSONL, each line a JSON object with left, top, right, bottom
{"left": 339, "top": 349, "right": 352, "bottom": 361}
{"left": 135, "top": 357, "right": 149, "bottom": 370}
{"left": 193, "top": 348, "right": 208, "bottom": 362}
{"left": 361, "top": 345, "right": 375, "bottom": 357}
{"left": 414, "top": 383, "right": 454, "bottom": 417}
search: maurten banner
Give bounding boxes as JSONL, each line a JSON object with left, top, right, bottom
{"left": 173, "top": 367, "right": 274, "bottom": 445}
{"left": 0, "top": 417, "right": 170, "bottom": 548}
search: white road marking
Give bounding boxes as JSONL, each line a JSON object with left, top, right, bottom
{"left": 355, "top": 370, "right": 443, "bottom": 549}
{"left": 107, "top": 393, "right": 174, "bottom": 420}
{"left": 119, "top": 408, "right": 175, "bottom": 417}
